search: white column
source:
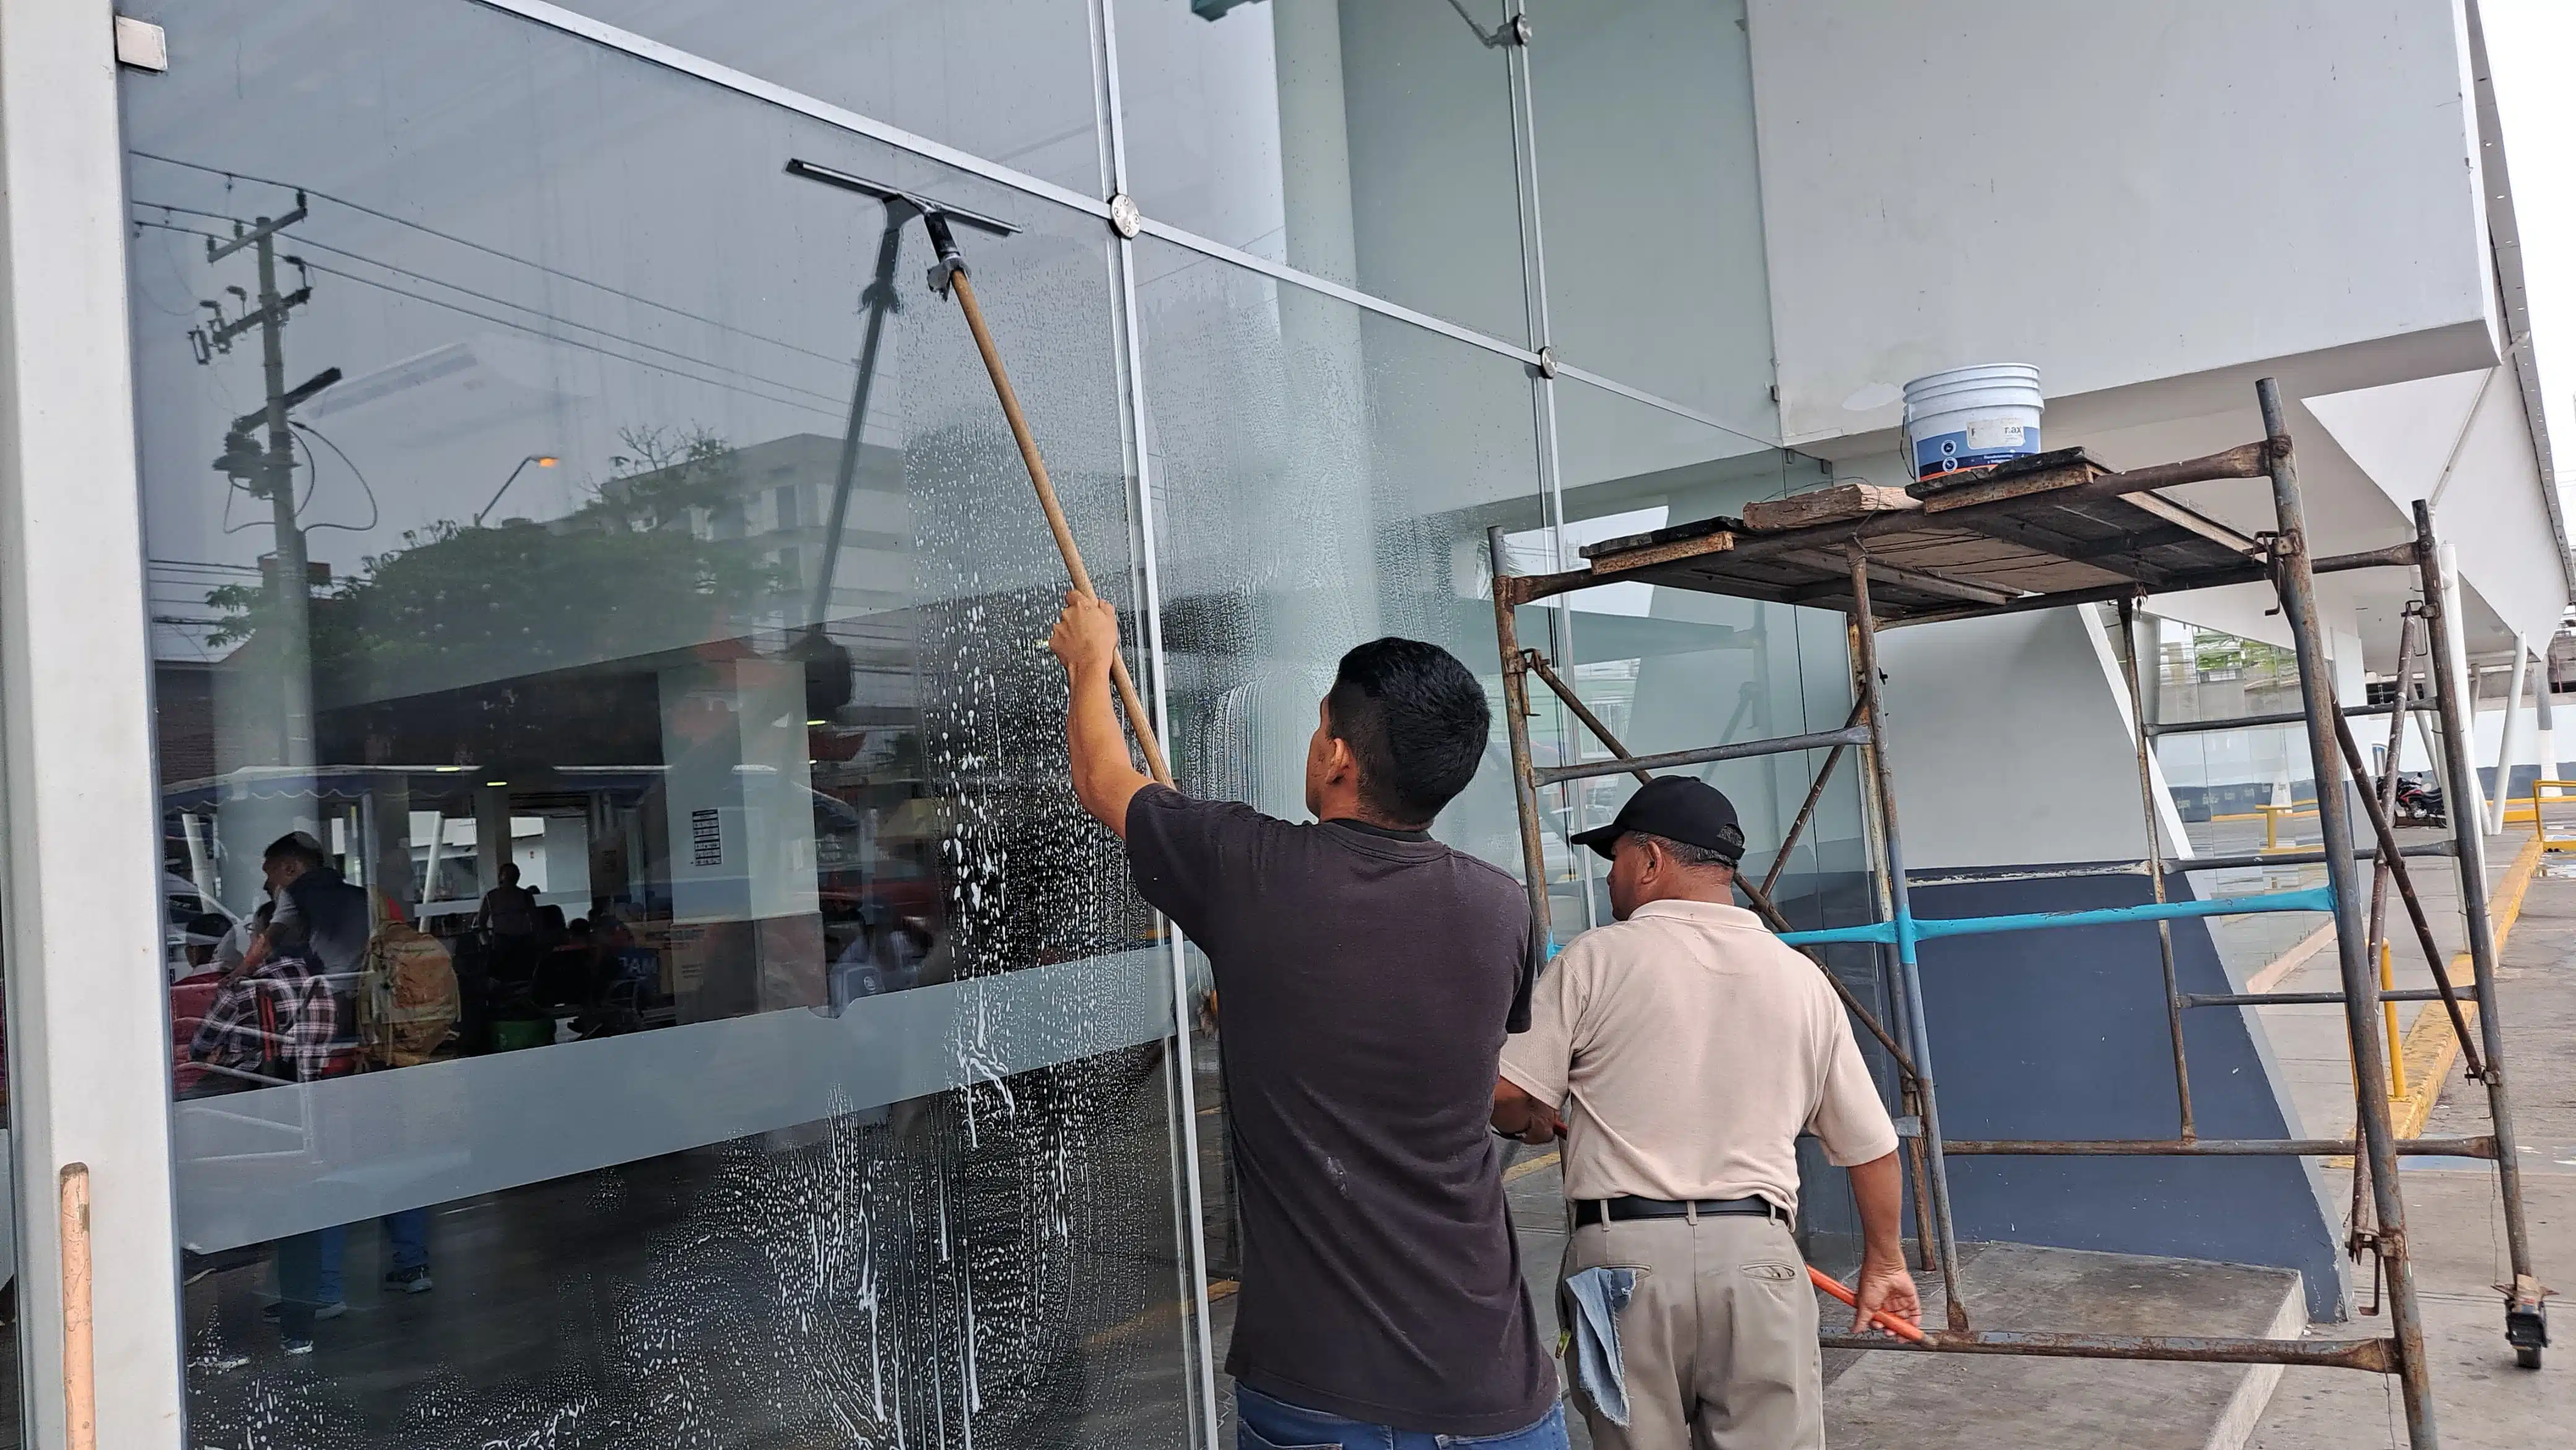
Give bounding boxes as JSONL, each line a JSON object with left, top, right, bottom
{"left": 2491, "top": 637, "right": 2531, "bottom": 835}
{"left": 0, "top": 2, "right": 189, "bottom": 1443}
{"left": 2537, "top": 668, "right": 2559, "bottom": 799}
{"left": 2439, "top": 539, "right": 2491, "bottom": 838}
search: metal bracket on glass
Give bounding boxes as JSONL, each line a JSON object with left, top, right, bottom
{"left": 1532, "top": 345, "right": 1558, "bottom": 381}
{"left": 1444, "top": 0, "right": 1531, "bottom": 48}
{"left": 1108, "top": 192, "right": 1141, "bottom": 240}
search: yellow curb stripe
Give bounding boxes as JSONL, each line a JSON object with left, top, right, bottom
{"left": 1079, "top": 1277, "right": 1241, "bottom": 1350}
{"left": 1503, "top": 1148, "right": 1561, "bottom": 1184}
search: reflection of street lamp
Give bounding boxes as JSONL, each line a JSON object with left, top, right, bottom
{"left": 474, "top": 454, "right": 558, "bottom": 526}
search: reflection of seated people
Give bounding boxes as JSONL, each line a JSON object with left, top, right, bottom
{"left": 532, "top": 917, "right": 596, "bottom": 1010}
{"left": 829, "top": 910, "right": 930, "bottom": 1001}
{"left": 266, "top": 832, "right": 369, "bottom": 985}
{"left": 184, "top": 903, "right": 338, "bottom": 1095}
{"left": 175, "top": 906, "right": 264, "bottom": 1098}
{"left": 177, "top": 910, "right": 232, "bottom": 981}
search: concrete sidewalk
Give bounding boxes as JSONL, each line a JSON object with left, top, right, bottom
{"left": 2252, "top": 838, "right": 2576, "bottom": 1449}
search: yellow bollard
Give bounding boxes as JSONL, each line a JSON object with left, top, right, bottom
{"left": 2382, "top": 939, "right": 2407, "bottom": 1100}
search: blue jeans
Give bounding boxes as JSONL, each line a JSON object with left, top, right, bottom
{"left": 313, "top": 1208, "right": 431, "bottom": 1302}
{"left": 1236, "top": 1384, "right": 1568, "bottom": 1450}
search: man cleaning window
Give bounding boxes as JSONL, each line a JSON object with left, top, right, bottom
{"left": 1048, "top": 593, "right": 1564, "bottom": 1450}
{"left": 1493, "top": 777, "right": 1920, "bottom": 1450}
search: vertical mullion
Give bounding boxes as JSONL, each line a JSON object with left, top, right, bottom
{"left": 0, "top": 2, "right": 189, "bottom": 1446}
{"left": 1096, "top": 2, "right": 1221, "bottom": 1444}
{"left": 1503, "top": 1, "right": 1596, "bottom": 931}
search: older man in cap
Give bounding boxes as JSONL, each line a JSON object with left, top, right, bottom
{"left": 1492, "top": 776, "right": 1918, "bottom": 1450}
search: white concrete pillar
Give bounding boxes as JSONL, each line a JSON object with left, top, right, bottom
{"left": 2438, "top": 539, "right": 2490, "bottom": 835}
{"left": 474, "top": 784, "right": 511, "bottom": 899}
{"left": 2492, "top": 637, "right": 2531, "bottom": 834}
{"left": 2537, "top": 671, "right": 2559, "bottom": 794}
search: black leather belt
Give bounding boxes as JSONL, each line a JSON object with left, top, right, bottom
{"left": 1573, "top": 1196, "right": 1785, "bottom": 1229}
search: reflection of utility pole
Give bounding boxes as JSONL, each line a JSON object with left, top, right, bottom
{"left": 191, "top": 193, "right": 336, "bottom": 767}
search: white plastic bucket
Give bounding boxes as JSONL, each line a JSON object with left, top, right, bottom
{"left": 1903, "top": 364, "right": 2043, "bottom": 482}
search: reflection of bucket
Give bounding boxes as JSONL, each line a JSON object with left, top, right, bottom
{"left": 1904, "top": 365, "right": 2043, "bottom": 481}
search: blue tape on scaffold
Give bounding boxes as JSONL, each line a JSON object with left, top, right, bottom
{"left": 1775, "top": 885, "right": 2335, "bottom": 949}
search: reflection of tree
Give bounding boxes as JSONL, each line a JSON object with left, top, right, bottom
{"left": 208, "top": 426, "right": 782, "bottom": 703}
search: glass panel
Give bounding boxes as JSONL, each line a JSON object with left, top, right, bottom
{"left": 1130, "top": 233, "right": 1542, "bottom": 1302}
{"left": 121, "top": 2, "right": 1196, "bottom": 1443}
{"left": 1551, "top": 376, "right": 1889, "bottom": 1248}
{"left": 2142, "top": 615, "right": 2331, "bottom": 984}
{"left": 1546, "top": 377, "right": 1855, "bottom": 931}
{"left": 1115, "top": 0, "right": 1532, "bottom": 346}
{"left": 1526, "top": 0, "right": 1777, "bottom": 437}
{"left": 559, "top": 0, "right": 1110, "bottom": 197}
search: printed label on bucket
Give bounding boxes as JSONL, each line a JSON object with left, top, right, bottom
{"left": 1913, "top": 424, "right": 2040, "bottom": 481}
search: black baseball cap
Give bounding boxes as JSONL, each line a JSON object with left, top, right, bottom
{"left": 1569, "top": 777, "right": 1747, "bottom": 864}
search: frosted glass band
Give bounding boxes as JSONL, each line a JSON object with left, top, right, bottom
{"left": 174, "top": 950, "right": 1173, "bottom": 1251}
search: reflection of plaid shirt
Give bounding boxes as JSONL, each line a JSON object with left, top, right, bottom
{"left": 186, "top": 953, "right": 337, "bottom": 1084}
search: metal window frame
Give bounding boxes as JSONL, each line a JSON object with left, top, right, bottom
{"left": 464, "top": 0, "right": 1773, "bottom": 456}
{"left": 1094, "top": 2, "right": 1224, "bottom": 1441}
{"left": 0, "top": 2, "right": 192, "bottom": 1446}
{"left": 28, "top": 2, "right": 1810, "bottom": 1446}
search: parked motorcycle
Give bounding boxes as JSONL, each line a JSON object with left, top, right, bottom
{"left": 2382, "top": 772, "right": 2447, "bottom": 828}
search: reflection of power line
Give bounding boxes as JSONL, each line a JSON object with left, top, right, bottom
{"left": 131, "top": 150, "right": 849, "bottom": 366}
{"left": 136, "top": 201, "right": 850, "bottom": 410}
{"left": 290, "top": 422, "right": 381, "bottom": 535}
{"left": 134, "top": 219, "right": 842, "bottom": 420}
{"left": 149, "top": 557, "right": 263, "bottom": 574}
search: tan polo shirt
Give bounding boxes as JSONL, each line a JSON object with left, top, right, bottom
{"left": 1498, "top": 898, "right": 1900, "bottom": 1215}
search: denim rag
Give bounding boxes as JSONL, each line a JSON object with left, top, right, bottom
{"left": 1562, "top": 1265, "right": 1634, "bottom": 1427}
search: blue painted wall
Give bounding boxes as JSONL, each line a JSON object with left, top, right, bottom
{"left": 1795, "top": 868, "right": 2348, "bottom": 1319}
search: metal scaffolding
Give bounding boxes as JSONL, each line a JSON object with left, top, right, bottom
{"left": 1486, "top": 377, "right": 2546, "bottom": 1448}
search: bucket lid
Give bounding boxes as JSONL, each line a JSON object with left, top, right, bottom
{"left": 1904, "top": 363, "right": 2040, "bottom": 399}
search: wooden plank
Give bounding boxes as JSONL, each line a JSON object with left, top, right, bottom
{"left": 1583, "top": 529, "right": 1738, "bottom": 578}
{"left": 2119, "top": 492, "right": 2263, "bottom": 555}
{"left": 1775, "top": 550, "right": 2017, "bottom": 607}
{"left": 1579, "top": 513, "right": 1740, "bottom": 561}
{"left": 1741, "top": 483, "right": 1920, "bottom": 532}
{"left": 1914, "top": 454, "right": 2109, "bottom": 513}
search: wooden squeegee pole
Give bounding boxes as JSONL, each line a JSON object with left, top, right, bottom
{"left": 946, "top": 268, "right": 1172, "bottom": 785}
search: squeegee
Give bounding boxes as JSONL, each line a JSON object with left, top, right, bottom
{"left": 789, "top": 158, "right": 1171, "bottom": 784}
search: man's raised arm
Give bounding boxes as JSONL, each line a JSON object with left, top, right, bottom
{"left": 1049, "top": 591, "right": 1153, "bottom": 838}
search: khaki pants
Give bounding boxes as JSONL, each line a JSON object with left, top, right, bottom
{"left": 1561, "top": 1214, "right": 1821, "bottom": 1450}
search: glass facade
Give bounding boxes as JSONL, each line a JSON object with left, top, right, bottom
{"left": 105, "top": 1, "right": 1830, "bottom": 1444}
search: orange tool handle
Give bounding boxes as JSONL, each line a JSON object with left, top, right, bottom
{"left": 1808, "top": 1264, "right": 1927, "bottom": 1344}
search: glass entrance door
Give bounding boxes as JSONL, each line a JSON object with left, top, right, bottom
{"left": 116, "top": 3, "right": 1204, "bottom": 1444}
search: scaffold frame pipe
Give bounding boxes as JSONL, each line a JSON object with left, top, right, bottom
{"left": 1531, "top": 724, "right": 1874, "bottom": 786}
{"left": 2413, "top": 497, "right": 2548, "bottom": 1360}
{"left": 2261, "top": 376, "right": 2437, "bottom": 1446}
{"left": 2118, "top": 594, "right": 2195, "bottom": 1139}
{"left": 1847, "top": 542, "right": 1972, "bottom": 1331}
{"left": 1775, "top": 886, "right": 2333, "bottom": 948}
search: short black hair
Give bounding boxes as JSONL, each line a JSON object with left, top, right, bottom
{"left": 263, "top": 831, "right": 325, "bottom": 870}
{"left": 1325, "top": 638, "right": 1491, "bottom": 827}
{"left": 1630, "top": 831, "right": 1739, "bottom": 872}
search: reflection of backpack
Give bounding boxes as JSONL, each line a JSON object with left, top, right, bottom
{"left": 359, "top": 923, "right": 458, "bottom": 1068}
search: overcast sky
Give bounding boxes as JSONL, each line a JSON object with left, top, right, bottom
{"left": 2483, "top": 0, "right": 2576, "bottom": 535}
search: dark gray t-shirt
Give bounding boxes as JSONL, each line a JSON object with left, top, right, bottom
{"left": 1125, "top": 785, "right": 1553, "bottom": 1436}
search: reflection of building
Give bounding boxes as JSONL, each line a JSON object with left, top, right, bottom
{"left": 7, "top": 1, "right": 2575, "bottom": 1446}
